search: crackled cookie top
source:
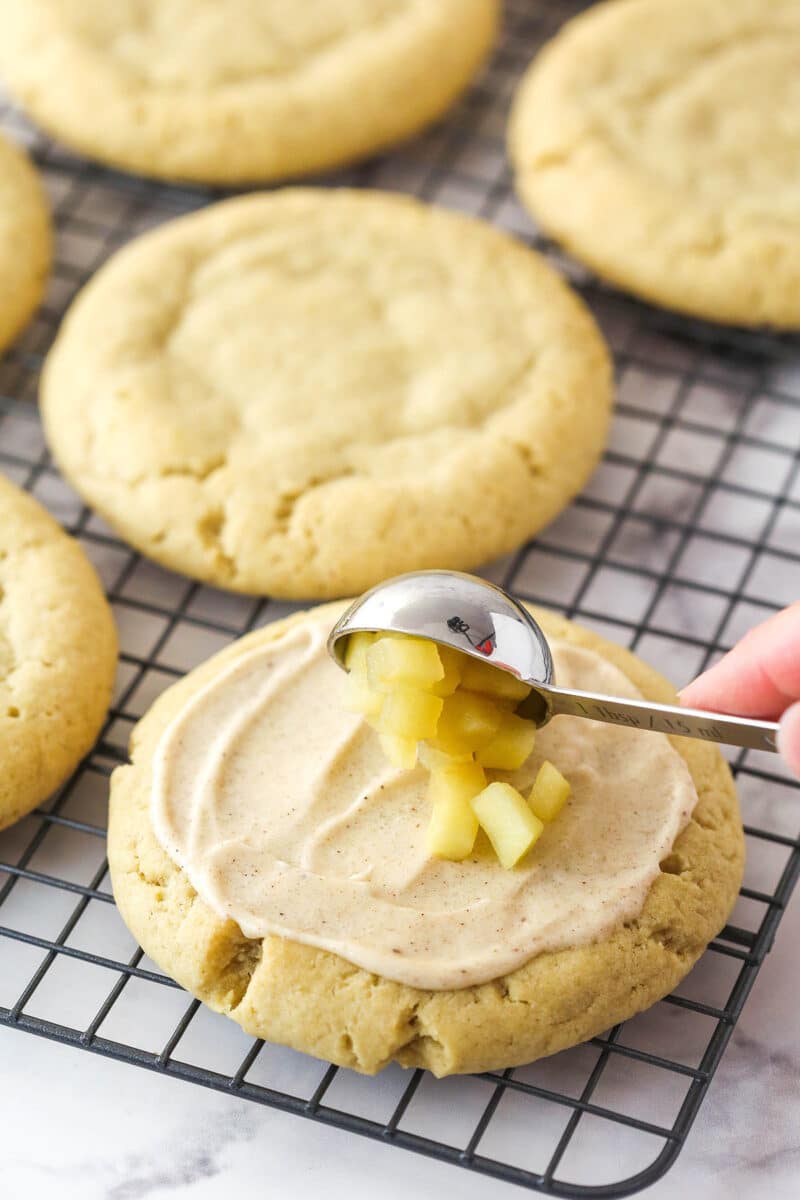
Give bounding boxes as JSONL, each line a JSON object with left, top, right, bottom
{"left": 42, "top": 189, "right": 611, "bottom": 599}
{"left": 150, "top": 610, "right": 698, "bottom": 990}
{"left": 0, "top": 0, "right": 498, "bottom": 182}
{"left": 0, "top": 474, "right": 117, "bottom": 830}
{"left": 509, "top": 0, "right": 800, "bottom": 327}
{"left": 0, "top": 132, "right": 51, "bottom": 357}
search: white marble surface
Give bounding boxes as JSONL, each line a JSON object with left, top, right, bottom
{"left": 2, "top": 1, "right": 800, "bottom": 1193}
{"left": 0, "top": 886, "right": 797, "bottom": 1200}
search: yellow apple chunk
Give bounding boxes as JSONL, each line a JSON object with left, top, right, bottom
{"left": 426, "top": 762, "right": 485, "bottom": 859}
{"left": 476, "top": 711, "right": 537, "bottom": 770}
{"left": 418, "top": 741, "right": 473, "bottom": 770}
{"left": 430, "top": 761, "right": 487, "bottom": 803}
{"left": 428, "top": 692, "right": 504, "bottom": 756}
{"left": 379, "top": 733, "right": 419, "bottom": 770}
{"left": 344, "top": 631, "right": 375, "bottom": 666}
{"left": 376, "top": 687, "right": 443, "bottom": 740}
{"left": 342, "top": 632, "right": 384, "bottom": 717}
{"left": 430, "top": 646, "right": 462, "bottom": 697}
{"left": 458, "top": 656, "right": 532, "bottom": 704}
{"left": 529, "top": 760, "right": 571, "bottom": 823}
{"left": 343, "top": 674, "right": 385, "bottom": 718}
{"left": 471, "top": 782, "right": 544, "bottom": 869}
{"left": 367, "top": 634, "right": 444, "bottom": 693}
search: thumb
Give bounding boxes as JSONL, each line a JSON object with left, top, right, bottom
{"left": 680, "top": 602, "right": 800, "bottom": 720}
{"left": 778, "top": 702, "right": 800, "bottom": 778}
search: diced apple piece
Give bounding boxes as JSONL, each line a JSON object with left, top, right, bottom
{"left": 459, "top": 656, "right": 531, "bottom": 704}
{"left": 344, "top": 631, "right": 375, "bottom": 672}
{"left": 343, "top": 672, "right": 385, "bottom": 718}
{"left": 429, "top": 761, "right": 487, "bottom": 803}
{"left": 376, "top": 687, "right": 443, "bottom": 740}
{"left": 528, "top": 761, "right": 571, "bottom": 823}
{"left": 428, "top": 692, "right": 504, "bottom": 756}
{"left": 418, "top": 741, "right": 473, "bottom": 770}
{"left": 341, "top": 632, "right": 384, "bottom": 717}
{"left": 427, "top": 797, "right": 479, "bottom": 860}
{"left": 476, "top": 711, "right": 537, "bottom": 770}
{"left": 426, "top": 762, "right": 485, "bottom": 860}
{"left": 367, "top": 635, "right": 444, "bottom": 693}
{"left": 379, "top": 733, "right": 419, "bottom": 770}
{"left": 431, "top": 646, "right": 462, "bottom": 697}
{"left": 471, "top": 782, "right": 544, "bottom": 869}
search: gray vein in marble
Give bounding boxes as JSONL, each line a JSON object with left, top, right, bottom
{"left": 109, "top": 1107, "right": 260, "bottom": 1199}
{"left": 1, "top": 1098, "right": 260, "bottom": 1200}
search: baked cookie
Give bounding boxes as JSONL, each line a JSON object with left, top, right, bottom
{"left": 108, "top": 602, "right": 743, "bottom": 1076}
{"left": 0, "top": 131, "right": 51, "bottom": 357}
{"left": 509, "top": 0, "right": 800, "bottom": 328}
{"left": 0, "top": 0, "right": 498, "bottom": 184}
{"left": 0, "top": 474, "right": 117, "bottom": 831}
{"left": 42, "top": 188, "right": 612, "bottom": 599}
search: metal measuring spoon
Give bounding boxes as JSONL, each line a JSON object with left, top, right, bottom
{"left": 327, "top": 570, "right": 778, "bottom": 754}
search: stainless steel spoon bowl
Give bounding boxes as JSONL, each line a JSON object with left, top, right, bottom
{"left": 328, "top": 570, "right": 778, "bottom": 753}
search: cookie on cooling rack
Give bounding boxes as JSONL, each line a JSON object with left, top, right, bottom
{"left": 0, "top": 0, "right": 498, "bottom": 184}
{"left": 0, "top": 475, "right": 117, "bottom": 831}
{"left": 107, "top": 601, "right": 743, "bottom": 1076}
{"left": 509, "top": 0, "right": 800, "bottom": 328}
{"left": 0, "top": 131, "right": 50, "bottom": 357}
{"left": 41, "top": 188, "right": 612, "bottom": 599}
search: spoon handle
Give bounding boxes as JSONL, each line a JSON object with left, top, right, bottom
{"left": 538, "top": 684, "right": 779, "bottom": 753}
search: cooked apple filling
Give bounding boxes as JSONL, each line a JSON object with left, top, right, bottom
{"left": 342, "top": 632, "right": 571, "bottom": 868}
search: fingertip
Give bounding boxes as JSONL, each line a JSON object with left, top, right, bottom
{"left": 678, "top": 658, "right": 728, "bottom": 711}
{"left": 777, "top": 702, "right": 800, "bottom": 780}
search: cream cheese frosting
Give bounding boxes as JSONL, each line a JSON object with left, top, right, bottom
{"left": 151, "top": 614, "right": 698, "bottom": 990}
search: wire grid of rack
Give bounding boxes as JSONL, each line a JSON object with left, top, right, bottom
{"left": 1, "top": 1, "right": 799, "bottom": 1196}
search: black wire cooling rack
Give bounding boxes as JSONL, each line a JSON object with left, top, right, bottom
{"left": 1, "top": 2, "right": 799, "bottom": 1196}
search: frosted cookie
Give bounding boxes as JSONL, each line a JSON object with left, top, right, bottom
{"left": 509, "top": 0, "right": 800, "bottom": 328}
{"left": 0, "top": 0, "right": 498, "bottom": 184}
{"left": 108, "top": 602, "right": 743, "bottom": 1076}
{"left": 0, "top": 475, "right": 117, "bottom": 831}
{"left": 41, "top": 189, "right": 612, "bottom": 599}
{"left": 0, "top": 131, "right": 51, "bottom": 357}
